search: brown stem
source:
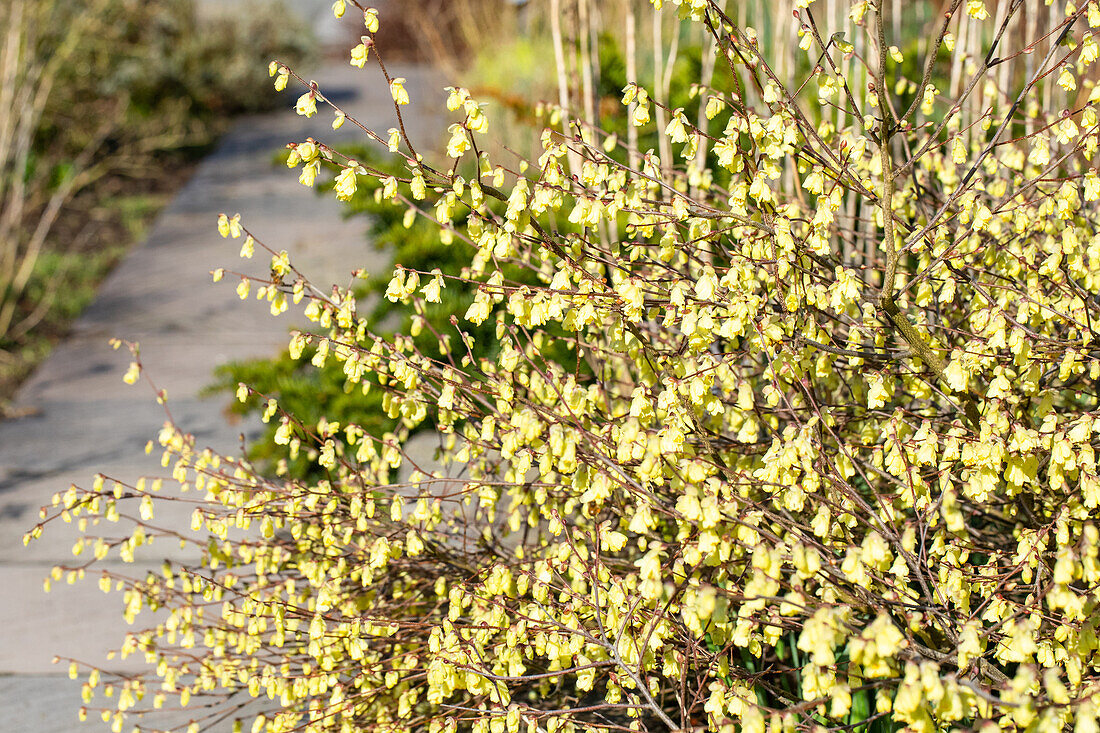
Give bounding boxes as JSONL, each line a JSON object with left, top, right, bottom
{"left": 872, "top": 0, "right": 979, "bottom": 428}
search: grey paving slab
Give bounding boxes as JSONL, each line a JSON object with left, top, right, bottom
{"left": 197, "top": 0, "right": 355, "bottom": 48}
{"left": 0, "top": 674, "right": 260, "bottom": 732}
{"left": 0, "top": 675, "right": 109, "bottom": 733}
{"left": 0, "top": 562, "right": 168, "bottom": 675}
{"left": 0, "top": 57, "right": 446, "bottom": 729}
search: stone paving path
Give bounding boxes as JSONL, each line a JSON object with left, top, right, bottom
{"left": 0, "top": 11, "right": 444, "bottom": 727}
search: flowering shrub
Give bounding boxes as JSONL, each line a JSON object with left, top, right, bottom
{"left": 30, "top": 1, "right": 1100, "bottom": 732}
{"left": 208, "top": 148, "right": 511, "bottom": 479}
